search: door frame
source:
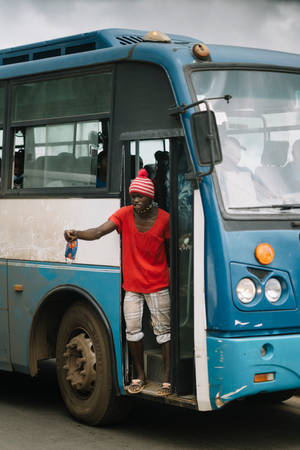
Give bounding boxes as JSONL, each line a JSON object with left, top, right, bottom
{"left": 119, "top": 129, "right": 209, "bottom": 395}
{"left": 193, "top": 189, "right": 211, "bottom": 410}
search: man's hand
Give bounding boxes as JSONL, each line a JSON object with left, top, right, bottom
{"left": 64, "top": 229, "right": 78, "bottom": 242}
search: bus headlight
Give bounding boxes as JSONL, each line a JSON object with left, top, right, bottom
{"left": 236, "top": 278, "right": 256, "bottom": 304}
{"left": 265, "top": 278, "right": 282, "bottom": 303}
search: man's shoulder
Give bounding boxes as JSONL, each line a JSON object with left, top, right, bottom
{"left": 114, "top": 205, "right": 132, "bottom": 215}
{"left": 110, "top": 205, "right": 132, "bottom": 221}
{"left": 158, "top": 208, "right": 170, "bottom": 220}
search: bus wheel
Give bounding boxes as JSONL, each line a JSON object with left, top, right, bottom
{"left": 56, "top": 302, "right": 130, "bottom": 426}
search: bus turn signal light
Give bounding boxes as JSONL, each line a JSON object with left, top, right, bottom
{"left": 254, "top": 372, "right": 275, "bottom": 383}
{"left": 255, "top": 243, "right": 274, "bottom": 265}
{"left": 14, "top": 284, "right": 24, "bottom": 292}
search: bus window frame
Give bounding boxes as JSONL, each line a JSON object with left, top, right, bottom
{"left": 3, "top": 64, "right": 116, "bottom": 199}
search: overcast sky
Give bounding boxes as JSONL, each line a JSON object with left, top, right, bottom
{"left": 0, "top": 0, "right": 299, "bottom": 54}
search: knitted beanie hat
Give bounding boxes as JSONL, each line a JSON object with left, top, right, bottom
{"left": 129, "top": 168, "right": 155, "bottom": 199}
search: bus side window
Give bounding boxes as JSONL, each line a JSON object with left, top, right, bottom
{"left": 12, "top": 120, "right": 109, "bottom": 190}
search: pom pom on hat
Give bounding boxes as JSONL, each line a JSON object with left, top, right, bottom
{"left": 129, "top": 168, "right": 155, "bottom": 199}
{"left": 137, "top": 168, "right": 148, "bottom": 178}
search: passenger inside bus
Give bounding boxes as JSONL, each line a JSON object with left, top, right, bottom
{"left": 222, "top": 137, "right": 245, "bottom": 170}
{"left": 14, "top": 149, "right": 25, "bottom": 188}
{"left": 131, "top": 155, "right": 143, "bottom": 179}
{"left": 96, "top": 130, "right": 110, "bottom": 188}
{"left": 154, "top": 150, "right": 169, "bottom": 211}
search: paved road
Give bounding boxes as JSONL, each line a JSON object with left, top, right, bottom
{"left": 0, "top": 360, "right": 300, "bottom": 450}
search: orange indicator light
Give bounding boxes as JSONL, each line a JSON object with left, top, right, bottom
{"left": 192, "top": 43, "right": 211, "bottom": 60}
{"left": 255, "top": 243, "right": 274, "bottom": 265}
{"left": 14, "top": 284, "right": 24, "bottom": 292}
{"left": 254, "top": 372, "right": 275, "bottom": 383}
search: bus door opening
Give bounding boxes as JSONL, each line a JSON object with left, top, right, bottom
{"left": 121, "top": 136, "right": 195, "bottom": 396}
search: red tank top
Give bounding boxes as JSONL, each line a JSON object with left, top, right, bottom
{"left": 109, "top": 205, "right": 170, "bottom": 293}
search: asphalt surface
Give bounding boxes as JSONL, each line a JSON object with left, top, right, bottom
{"left": 0, "top": 360, "right": 300, "bottom": 449}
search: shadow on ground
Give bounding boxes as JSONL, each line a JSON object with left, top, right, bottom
{"left": 1, "top": 361, "right": 300, "bottom": 449}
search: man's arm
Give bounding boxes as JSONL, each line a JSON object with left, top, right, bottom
{"left": 64, "top": 220, "right": 117, "bottom": 241}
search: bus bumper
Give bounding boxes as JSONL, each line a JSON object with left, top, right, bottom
{"left": 207, "top": 333, "right": 300, "bottom": 409}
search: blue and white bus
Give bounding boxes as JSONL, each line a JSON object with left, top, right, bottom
{"left": 0, "top": 27, "right": 300, "bottom": 425}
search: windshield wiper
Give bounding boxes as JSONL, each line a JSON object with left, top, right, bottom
{"left": 277, "top": 204, "right": 300, "bottom": 210}
{"left": 229, "top": 204, "right": 300, "bottom": 211}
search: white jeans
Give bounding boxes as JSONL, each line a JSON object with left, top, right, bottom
{"left": 123, "top": 289, "right": 171, "bottom": 344}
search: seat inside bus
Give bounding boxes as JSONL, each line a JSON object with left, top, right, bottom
{"left": 255, "top": 140, "right": 289, "bottom": 196}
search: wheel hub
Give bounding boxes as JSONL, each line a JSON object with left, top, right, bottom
{"left": 63, "top": 333, "right": 96, "bottom": 393}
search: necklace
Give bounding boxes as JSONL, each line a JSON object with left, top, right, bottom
{"left": 135, "top": 203, "right": 153, "bottom": 215}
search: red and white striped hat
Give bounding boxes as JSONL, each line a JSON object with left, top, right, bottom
{"left": 129, "top": 168, "right": 155, "bottom": 199}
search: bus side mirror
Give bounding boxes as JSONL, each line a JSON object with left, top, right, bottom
{"left": 191, "top": 110, "right": 222, "bottom": 167}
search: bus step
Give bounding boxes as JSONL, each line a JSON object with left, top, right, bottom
{"left": 139, "top": 381, "right": 198, "bottom": 409}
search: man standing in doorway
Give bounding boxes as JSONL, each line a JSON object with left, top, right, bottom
{"left": 64, "top": 168, "right": 171, "bottom": 396}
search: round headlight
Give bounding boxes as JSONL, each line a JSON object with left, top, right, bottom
{"left": 265, "top": 278, "right": 282, "bottom": 303}
{"left": 236, "top": 278, "right": 256, "bottom": 304}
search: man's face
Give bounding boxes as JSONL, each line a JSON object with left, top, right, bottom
{"left": 130, "top": 193, "right": 151, "bottom": 212}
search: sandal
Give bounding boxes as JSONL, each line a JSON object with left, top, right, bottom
{"left": 157, "top": 382, "right": 171, "bottom": 396}
{"left": 127, "top": 379, "right": 145, "bottom": 394}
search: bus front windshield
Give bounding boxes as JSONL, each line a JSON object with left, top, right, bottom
{"left": 191, "top": 69, "right": 300, "bottom": 215}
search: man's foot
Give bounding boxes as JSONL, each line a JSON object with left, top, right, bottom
{"left": 157, "top": 382, "right": 171, "bottom": 396}
{"left": 127, "top": 379, "right": 146, "bottom": 394}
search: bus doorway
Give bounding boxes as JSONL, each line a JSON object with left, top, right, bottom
{"left": 121, "top": 134, "right": 195, "bottom": 397}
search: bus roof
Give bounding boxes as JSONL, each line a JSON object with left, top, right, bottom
{"left": 0, "top": 28, "right": 299, "bottom": 80}
{"left": 0, "top": 28, "right": 199, "bottom": 65}
{"left": 208, "top": 43, "right": 300, "bottom": 67}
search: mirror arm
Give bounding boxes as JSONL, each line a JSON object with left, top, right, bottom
{"left": 168, "top": 95, "right": 231, "bottom": 115}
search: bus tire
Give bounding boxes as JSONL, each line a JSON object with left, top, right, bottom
{"left": 56, "top": 301, "right": 130, "bottom": 426}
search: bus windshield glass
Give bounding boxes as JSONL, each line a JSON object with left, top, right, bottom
{"left": 191, "top": 70, "right": 300, "bottom": 215}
